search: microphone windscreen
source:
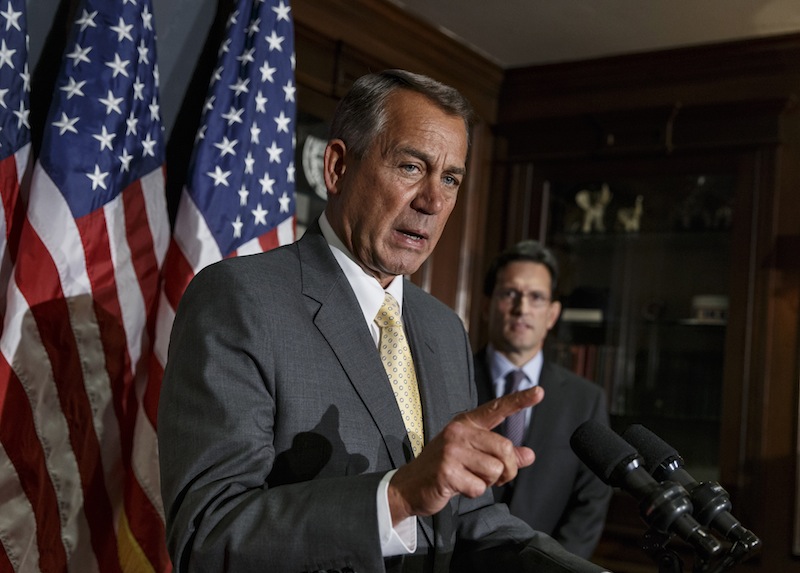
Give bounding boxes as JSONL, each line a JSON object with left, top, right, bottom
{"left": 622, "top": 424, "right": 681, "bottom": 475}
{"left": 570, "top": 420, "right": 637, "bottom": 484}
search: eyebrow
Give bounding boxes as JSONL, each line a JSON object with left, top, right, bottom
{"left": 396, "top": 145, "right": 467, "bottom": 176}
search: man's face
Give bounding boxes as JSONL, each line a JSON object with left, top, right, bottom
{"left": 485, "top": 261, "right": 562, "bottom": 366}
{"left": 324, "top": 90, "right": 468, "bottom": 287}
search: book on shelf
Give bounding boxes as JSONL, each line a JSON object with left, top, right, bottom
{"left": 560, "top": 307, "right": 604, "bottom": 323}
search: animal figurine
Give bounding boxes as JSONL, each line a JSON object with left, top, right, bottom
{"left": 617, "top": 195, "right": 644, "bottom": 232}
{"left": 575, "top": 183, "right": 612, "bottom": 233}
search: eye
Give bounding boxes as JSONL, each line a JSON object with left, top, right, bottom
{"left": 442, "top": 174, "right": 460, "bottom": 188}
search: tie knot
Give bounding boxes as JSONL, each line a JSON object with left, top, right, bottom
{"left": 375, "top": 292, "right": 402, "bottom": 328}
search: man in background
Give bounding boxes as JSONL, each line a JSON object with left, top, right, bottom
{"left": 475, "top": 240, "right": 612, "bottom": 559}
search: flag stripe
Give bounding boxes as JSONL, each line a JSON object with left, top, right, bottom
{"left": 0, "top": 362, "right": 65, "bottom": 573}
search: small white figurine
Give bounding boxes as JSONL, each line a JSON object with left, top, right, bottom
{"left": 618, "top": 195, "right": 644, "bottom": 232}
{"left": 575, "top": 183, "right": 612, "bottom": 233}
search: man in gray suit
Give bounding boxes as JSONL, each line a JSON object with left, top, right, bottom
{"left": 474, "top": 241, "right": 612, "bottom": 559}
{"left": 159, "top": 70, "right": 610, "bottom": 573}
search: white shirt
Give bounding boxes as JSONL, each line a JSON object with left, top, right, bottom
{"left": 318, "top": 213, "right": 417, "bottom": 556}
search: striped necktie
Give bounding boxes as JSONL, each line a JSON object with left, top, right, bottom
{"left": 503, "top": 369, "right": 528, "bottom": 446}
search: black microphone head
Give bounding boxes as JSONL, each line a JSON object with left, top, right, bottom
{"left": 570, "top": 419, "right": 639, "bottom": 485}
{"left": 622, "top": 424, "right": 683, "bottom": 476}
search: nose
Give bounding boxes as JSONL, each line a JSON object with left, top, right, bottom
{"left": 411, "top": 178, "right": 445, "bottom": 215}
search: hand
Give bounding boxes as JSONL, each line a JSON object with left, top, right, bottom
{"left": 387, "top": 386, "right": 544, "bottom": 525}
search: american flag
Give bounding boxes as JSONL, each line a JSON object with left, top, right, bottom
{"left": 0, "top": 0, "right": 31, "bottom": 324}
{"left": 0, "top": 0, "right": 171, "bottom": 571}
{"left": 149, "top": 0, "right": 296, "bottom": 430}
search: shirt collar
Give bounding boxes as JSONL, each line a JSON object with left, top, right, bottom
{"left": 319, "top": 212, "right": 404, "bottom": 327}
{"left": 487, "top": 344, "right": 543, "bottom": 387}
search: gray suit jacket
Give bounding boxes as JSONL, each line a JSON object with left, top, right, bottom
{"left": 158, "top": 222, "right": 610, "bottom": 573}
{"left": 474, "top": 349, "right": 612, "bottom": 559}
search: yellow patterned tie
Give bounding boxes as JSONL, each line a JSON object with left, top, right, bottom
{"left": 375, "top": 292, "right": 424, "bottom": 457}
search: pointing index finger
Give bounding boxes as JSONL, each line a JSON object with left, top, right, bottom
{"left": 464, "top": 386, "right": 544, "bottom": 430}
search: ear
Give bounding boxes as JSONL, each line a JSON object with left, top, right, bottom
{"left": 323, "top": 139, "right": 347, "bottom": 197}
{"left": 545, "top": 300, "right": 562, "bottom": 331}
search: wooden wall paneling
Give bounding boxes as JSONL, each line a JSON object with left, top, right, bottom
{"left": 499, "top": 33, "right": 800, "bottom": 123}
{"left": 292, "top": 0, "right": 502, "bottom": 124}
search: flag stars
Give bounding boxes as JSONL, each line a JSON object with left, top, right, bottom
{"left": 279, "top": 191, "right": 292, "bottom": 213}
{"left": 110, "top": 17, "right": 134, "bottom": 42}
{"left": 0, "top": 39, "right": 16, "bottom": 69}
{"left": 87, "top": 164, "right": 109, "bottom": 190}
{"left": 283, "top": 80, "right": 295, "bottom": 102}
{"left": 207, "top": 165, "right": 232, "bottom": 187}
{"left": 0, "top": 2, "right": 22, "bottom": 31}
{"left": 221, "top": 106, "right": 244, "bottom": 125}
{"left": 20, "top": 62, "right": 29, "bottom": 92}
{"left": 259, "top": 62, "right": 276, "bottom": 83}
{"left": 126, "top": 111, "right": 138, "bottom": 135}
{"left": 99, "top": 90, "right": 123, "bottom": 115}
{"left": 237, "top": 48, "right": 255, "bottom": 65}
{"left": 244, "top": 151, "right": 255, "bottom": 174}
{"left": 66, "top": 44, "right": 92, "bottom": 67}
{"left": 106, "top": 53, "right": 130, "bottom": 78}
{"left": 142, "top": 132, "right": 157, "bottom": 157}
{"left": 272, "top": 0, "right": 291, "bottom": 22}
{"left": 274, "top": 110, "right": 290, "bottom": 133}
{"left": 286, "top": 161, "right": 295, "bottom": 183}
{"left": 246, "top": 17, "right": 260, "bottom": 36}
{"left": 229, "top": 77, "right": 249, "bottom": 96}
{"left": 255, "top": 91, "right": 267, "bottom": 112}
{"left": 265, "top": 30, "right": 284, "bottom": 52}
{"left": 93, "top": 125, "right": 116, "bottom": 151}
{"left": 214, "top": 136, "right": 238, "bottom": 157}
{"left": 141, "top": 4, "right": 153, "bottom": 30}
{"left": 266, "top": 140, "right": 283, "bottom": 163}
{"left": 61, "top": 77, "right": 86, "bottom": 99}
{"left": 250, "top": 123, "right": 261, "bottom": 144}
{"left": 133, "top": 77, "right": 145, "bottom": 100}
{"left": 119, "top": 148, "right": 133, "bottom": 172}
{"left": 238, "top": 184, "right": 249, "bottom": 206}
{"left": 232, "top": 214, "right": 243, "bottom": 238}
{"left": 137, "top": 39, "right": 149, "bottom": 64}
{"left": 76, "top": 9, "right": 97, "bottom": 32}
{"left": 258, "top": 172, "right": 275, "bottom": 195}
{"left": 13, "top": 100, "right": 28, "bottom": 129}
{"left": 149, "top": 96, "right": 160, "bottom": 122}
{"left": 252, "top": 203, "right": 268, "bottom": 225}
{"left": 52, "top": 112, "right": 79, "bottom": 135}
{"left": 0, "top": 87, "right": 8, "bottom": 108}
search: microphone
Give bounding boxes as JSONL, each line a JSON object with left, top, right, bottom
{"left": 570, "top": 420, "right": 722, "bottom": 560}
{"left": 622, "top": 424, "right": 761, "bottom": 554}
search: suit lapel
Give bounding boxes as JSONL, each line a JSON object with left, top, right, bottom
{"left": 402, "top": 289, "right": 446, "bottom": 549}
{"left": 527, "top": 361, "right": 563, "bottom": 451}
{"left": 297, "top": 227, "right": 409, "bottom": 469}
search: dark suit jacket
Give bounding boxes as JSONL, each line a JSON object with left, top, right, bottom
{"left": 158, "top": 222, "right": 610, "bottom": 573}
{"left": 474, "top": 349, "right": 612, "bottom": 559}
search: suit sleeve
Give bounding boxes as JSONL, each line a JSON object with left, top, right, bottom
{"left": 158, "top": 259, "right": 387, "bottom": 573}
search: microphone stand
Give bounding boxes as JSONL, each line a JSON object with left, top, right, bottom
{"left": 640, "top": 527, "right": 760, "bottom": 573}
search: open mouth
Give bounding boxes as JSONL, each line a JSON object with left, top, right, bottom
{"left": 398, "top": 229, "right": 426, "bottom": 241}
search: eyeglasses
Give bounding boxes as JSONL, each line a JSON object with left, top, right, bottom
{"left": 494, "top": 288, "right": 552, "bottom": 308}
